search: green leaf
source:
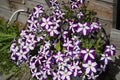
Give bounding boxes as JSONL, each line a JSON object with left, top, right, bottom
{"left": 55, "top": 40, "right": 61, "bottom": 51}
{"left": 0, "top": 43, "right": 10, "bottom": 52}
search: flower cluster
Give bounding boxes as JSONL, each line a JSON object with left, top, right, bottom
{"left": 10, "top": 0, "right": 116, "bottom": 80}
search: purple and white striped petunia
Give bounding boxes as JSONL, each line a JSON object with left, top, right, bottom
{"left": 16, "top": 48, "right": 29, "bottom": 62}
{"left": 86, "top": 72, "right": 99, "bottom": 80}
{"left": 40, "top": 17, "right": 53, "bottom": 29}
{"left": 81, "top": 48, "right": 96, "bottom": 61}
{"left": 52, "top": 8, "right": 65, "bottom": 19}
{"left": 77, "top": 0, "right": 84, "bottom": 4}
{"left": 70, "top": 2, "right": 79, "bottom": 9}
{"left": 58, "top": 29, "right": 68, "bottom": 40}
{"left": 29, "top": 56, "right": 37, "bottom": 69}
{"left": 50, "top": 0, "right": 58, "bottom": 6}
{"left": 58, "top": 58, "right": 70, "bottom": 70}
{"left": 77, "top": 22, "right": 91, "bottom": 35}
{"left": 47, "top": 25, "right": 59, "bottom": 36}
{"left": 69, "top": 20, "right": 78, "bottom": 33}
{"left": 10, "top": 41, "right": 19, "bottom": 62}
{"left": 27, "top": 15, "right": 39, "bottom": 32}
{"left": 90, "top": 22, "right": 101, "bottom": 31}
{"left": 52, "top": 70, "right": 61, "bottom": 80}
{"left": 33, "top": 5, "right": 44, "bottom": 18}
{"left": 77, "top": 12, "right": 83, "bottom": 19}
{"left": 63, "top": 38, "right": 74, "bottom": 50}
{"left": 105, "top": 44, "right": 116, "bottom": 56}
{"left": 82, "top": 60, "right": 97, "bottom": 74}
{"left": 60, "top": 69, "right": 72, "bottom": 80}
{"left": 100, "top": 54, "right": 112, "bottom": 65}
{"left": 52, "top": 17, "right": 61, "bottom": 27}
{"left": 30, "top": 69, "right": 42, "bottom": 79}
{"left": 71, "top": 61, "right": 82, "bottom": 77}
{"left": 54, "top": 52, "right": 64, "bottom": 62}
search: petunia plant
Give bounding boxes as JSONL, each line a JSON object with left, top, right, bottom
{"left": 10, "top": 0, "right": 116, "bottom": 80}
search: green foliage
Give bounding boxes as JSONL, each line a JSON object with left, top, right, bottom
{"left": 0, "top": 18, "right": 20, "bottom": 74}
{"left": 55, "top": 40, "right": 61, "bottom": 51}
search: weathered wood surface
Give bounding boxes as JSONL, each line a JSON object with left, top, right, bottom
{"left": 110, "top": 29, "right": 120, "bottom": 50}
{"left": 88, "top": 0, "right": 113, "bottom": 21}
{"left": 0, "top": 0, "right": 113, "bottom": 26}
{"left": 109, "top": 29, "right": 120, "bottom": 80}
{"left": 0, "top": 0, "right": 48, "bottom": 24}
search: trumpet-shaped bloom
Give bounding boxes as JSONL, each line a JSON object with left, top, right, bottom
{"left": 83, "top": 60, "right": 97, "bottom": 74}
{"left": 77, "top": 22, "right": 91, "bottom": 35}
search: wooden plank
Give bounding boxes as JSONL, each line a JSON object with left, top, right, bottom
{"left": 110, "top": 29, "right": 120, "bottom": 50}
{"left": 88, "top": 0, "right": 113, "bottom": 21}
{"left": 99, "top": 19, "right": 112, "bottom": 34}
{"left": 0, "top": 0, "right": 11, "bottom": 10}
{"left": 0, "top": 7, "right": 13, "bottom": 20}
{"left": 101, "top": 0, "right": 113, "bottom": 4}
{"left": 9, "top": 0, "right": 48, "bottom": 11}
{"left": 8, "top": 0, "right": 25, "bottom": 4}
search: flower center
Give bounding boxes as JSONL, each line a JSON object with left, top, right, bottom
{"left": 88, "top": 64, "right": 92, "bottom": 68}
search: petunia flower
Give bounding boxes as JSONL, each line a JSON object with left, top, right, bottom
{"left": 105, "top": 44, "right": 116, "bottom": 56}
{"left": 33, "top": 5, "right": 44, "bottom": 18}
{"left": 82, "top": 60, "right": 97, "bottom": 74}
{"left": 77, "top": 12, "right": 83, "bottom": 19}
{"left": 58, "top": 58, "right": 70, "bottom": 70}
{"left": 77, "top": 0, "right": 84, "bottom": 4}
{"left": 77, "top": 22, "right": 91, "bottom": 35}
{"left": 71, "top": 61, "right": 82, "bottom": 77}
{"left": 60, "top": 69, "right": 72, "bottom": 80}
{"left": 54, "top": 52, "right": 64, "bottom": 62}
{"left": 90, "top": 22, "right": 101, "bottom": 31}
{"left": 81, "top": 48, "right": 96, "bottom": 61}
{"left": 16, "top": 48, "right": 29, "bottom": 61}
{"left": 71, "top": 2, "right": 79, "bottom": 9}
{"left": 100, "top": 54, "right": 112, "bottom": 65}
{"left": 63, "top": 38, "right": 74, "bottom": 50}
{"left": 50, "top": 0, "right": 58, "bottom": 6}
{"left": 52, "top": 8, "right": 65, "bottom": 19}
{"left": 27, "top": 15, "right": 39, "bottom": 32}
{"left": 52, "top": 17, "right": 61, "bottom": 27}
{"left": 58, "top": 29, "right": 68, "bottom": 40}
{"left": 40, "top": 17, "right": 53, "bottom": 29}
{"left": 52, "top": 70, "right": 61, "bottom": 80}
{"left": 69, "top": 20, "right": 78, "bottom": 33}
{"left": 31, "top": 69, "right": 41, "bottom": 79}
{"left": 86, "top": 72, "right": 99, "bottom": 80}
{"left": 39, "top": 70, "right": 48, "bottom": 80}
{"left": 47, "top": 25, "right": 59, "bottom": 36}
